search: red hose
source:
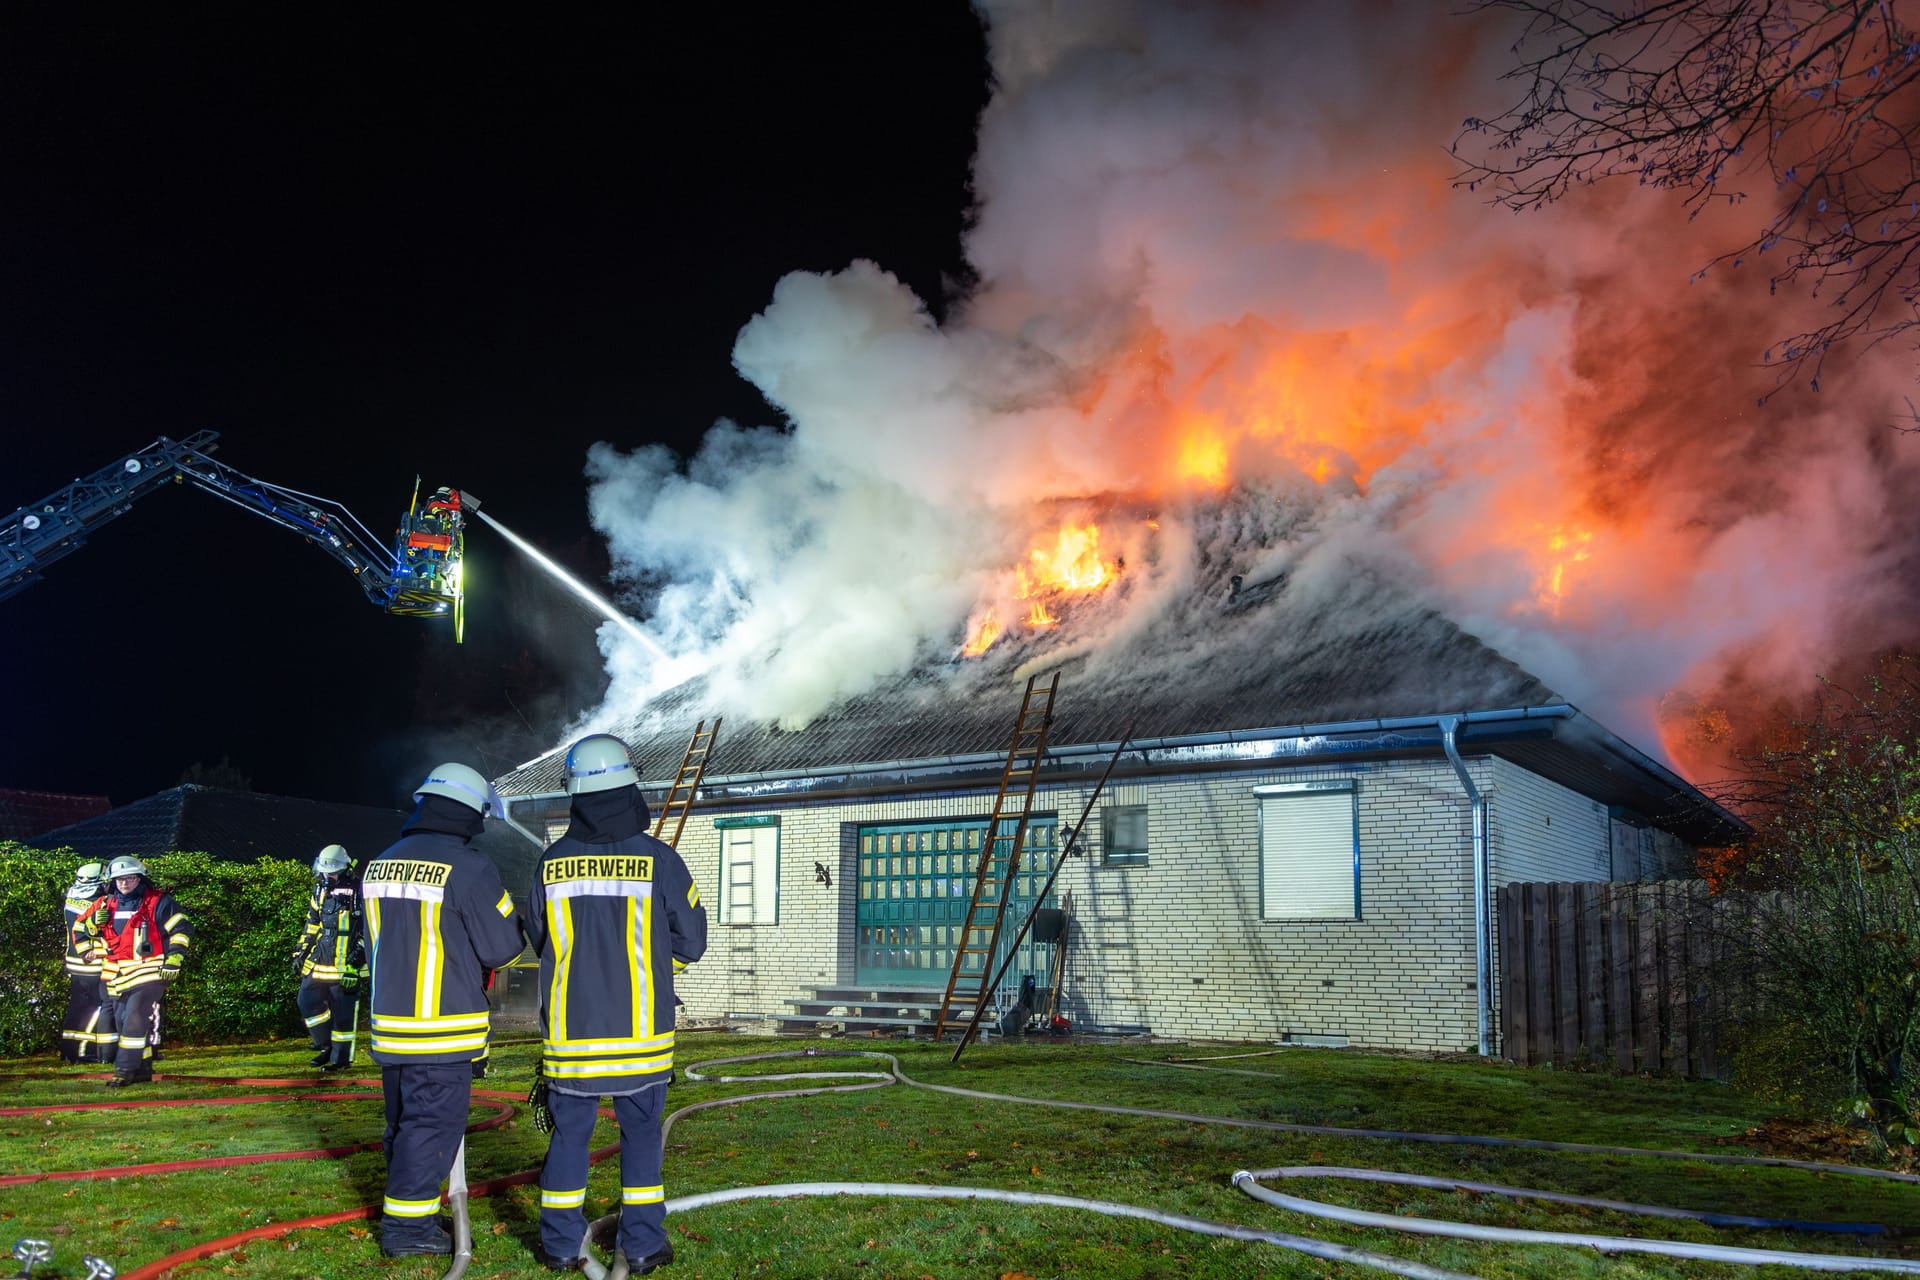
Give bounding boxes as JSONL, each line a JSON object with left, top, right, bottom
{"left": 9, "top": 1075, "right": 621, "bottom": 1280}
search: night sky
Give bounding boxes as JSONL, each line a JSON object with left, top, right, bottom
{"left": 0, "top": 8, "right": 989, "bottom": 809}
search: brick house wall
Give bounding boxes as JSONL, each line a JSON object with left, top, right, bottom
{"left": 669, "top": 754, "right": 1541, "bottom": 1053}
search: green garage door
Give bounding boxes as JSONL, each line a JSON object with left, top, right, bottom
{"left": 856, "top": 816, "right": 1058, "bottom": 987}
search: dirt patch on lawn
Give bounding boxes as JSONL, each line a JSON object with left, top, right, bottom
{"left": 1718, "top": 1116, "right": 1886, "bottom": 1165}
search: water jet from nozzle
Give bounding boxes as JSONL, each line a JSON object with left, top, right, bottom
{"left": 472, "top": 509, "right": 670, "bottom": 663}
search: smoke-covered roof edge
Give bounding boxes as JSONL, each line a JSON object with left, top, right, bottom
{"left": 498, "top": 702, "right": 1746, "bottom": 849}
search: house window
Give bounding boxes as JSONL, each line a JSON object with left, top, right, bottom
{"left": 1255, "top": 781, "right": 1358, "bottom": 920}
{"left": 1102, "top": 804, "right": 1148, "bottom": 866}
{"left": 716, "top": 817, "right": 779, "bottom": 925}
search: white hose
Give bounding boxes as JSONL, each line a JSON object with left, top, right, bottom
{"left": 653, "top": 1049, "right": 1920, "bottom": 1276}
{"left": 1232, "top": 1169, "right": 1920, "bottom": 1273}
{"left": 665, "top": 1181, "right": 1477, "bottom": 1280}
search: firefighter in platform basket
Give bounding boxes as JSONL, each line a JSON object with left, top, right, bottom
{"left": 73, "top": 856, "right": 194, "bottom": 1087}
{"left": 295, "top": 843, "right": 365, "bottom": 1071}
{"left": 364, "top": 762, "right": 525, "bottom": 1259}
{"left": 527, "top": 733, "right": 707, "bottom": 1275}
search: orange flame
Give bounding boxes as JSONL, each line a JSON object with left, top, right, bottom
{"left": 1023, "top": 523, "right": 1114, "bottom": 593}
{"left": 1028, "top": 600, "right": 1059, "bottom": 627}
{"left": 961, "top": 608, "right": 1002, "bottom": 657}
{"left": 1532, "top": 525, "right": 1595, "bottom": 617}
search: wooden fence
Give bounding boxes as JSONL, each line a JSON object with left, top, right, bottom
{"left": 1499, "top": 879, "right": 1740, "bottom": 1078}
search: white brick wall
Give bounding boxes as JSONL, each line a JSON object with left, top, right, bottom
{"left": 1487, "top": 757, "right": 1610, "bottom": 886}
{"left": 671, "top": 756, "right": 1550, "bottom": 1053}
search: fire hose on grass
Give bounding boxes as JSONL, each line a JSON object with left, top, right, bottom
{"left": 24, "top": 1054, "right": 1920, "bottom": 1278}
{"left": 560, "top": 1050, "right": 1920, "bottom": 1280}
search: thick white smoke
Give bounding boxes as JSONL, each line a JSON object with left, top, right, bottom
{"left": 581, "top": 0, "right": 1920, "bottom": 772}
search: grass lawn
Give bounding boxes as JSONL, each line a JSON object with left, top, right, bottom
{"left": 1, "top": 1033, "right": 1918, "bottom": 1278}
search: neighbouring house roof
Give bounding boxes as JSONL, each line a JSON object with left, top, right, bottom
{"left": 29, "top": 784, "right": 409, "bottom": 865}
{"left": 0, "top": 787, "right": 111, "bottom": 841}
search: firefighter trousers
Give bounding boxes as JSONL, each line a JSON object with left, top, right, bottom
{"left": 379, "top": 1063, "right": 469, "bottom": 1248}
{"left": 539, "top": 1083, "right": 666, "bottom": 1264}
{"left": 111, "top": 983, "right": 161, "bottom": 1079}
{"left": 297, "top": 976, "right": 359, "bottom": 1064}
{"left": 60, "top": 973, "right": 106, "bottom": 1064}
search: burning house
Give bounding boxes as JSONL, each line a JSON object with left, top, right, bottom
{"left": 491, "top": 514, "right": 1741, "bottom": 1053}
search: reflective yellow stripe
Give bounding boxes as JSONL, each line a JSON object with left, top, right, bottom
{"left": 384, "top": 1196, "right": 442, "bottom": 1218}
{"left": 168, "top": 934, "right": 190, "bottom": 947}
{"left": 549, "top": 896, "right": 573, "bottom": 1044}
{"left": 544, "top": 1033, "right": 674, "bottom": 1056}
{"left": 621, "top": 1185, "right": 665, "bottom": 1205}
{"left": 304, "top": 1012, "right": 331, "bottom": 1028}
{"left": 330, "top": 1030, "right": 355, "bottom": 1043}
{"left": 495, "top": 890, "right": 514, "bottom": 917}
{"left": 687, "top": 882, "right": 700, "bottom": 908}
{"left": 541, "top": 1187, "right": 586, "bottom": 1209}
{"left": 370, "top": 1033, "right": 490, "bottom": 1054}
{"left": 545, "top": 1054, "right": 673, "bottom": 1079}
{"left": 417, "top": 900, "right": 442, "bottom": 1018}
{"left": 163, "top": 913, "right": 187, "bottom": 930}
{"left": 372, "top": 1011, "right": 490, "bottom": 1031}
{"left": 627, "top": 896, "right": 643, "bottom": 1042}
{"left": 118, "top": 1035, "right": 147, "bottom": 1048}
{"left": 672, "top": 958, "right": 687, "bottom": 974}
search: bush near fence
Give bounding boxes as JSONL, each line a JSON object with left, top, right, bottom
{"left": 0, "top": 842, "right": 313, "bottom": 1057}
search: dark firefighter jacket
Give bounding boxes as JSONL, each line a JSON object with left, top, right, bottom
{"left": 364, "top": 801, "right": 525, "bottom": 1066}
{"left": 299, "top": 880, "right": 364, "bottom": 982}
{"left": 63, "top": 894, "right": 104, "bottom": 976}
{"left": 75, "top": 883, "right": 194, "bottom": 996}
{"left": 527, "top": 787, "right": 707, "bottom": 1096}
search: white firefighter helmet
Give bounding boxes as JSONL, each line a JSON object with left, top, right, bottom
{"left": 106, "top": 855, "right": 148, "bottom": 880}
{"left": 565, "top": 734, "right": 637, "bottom": 796}
{"left": 67, "top": 861, "right": 106, "bottom": 897}
{"left": 313, "top": 844, "right": 351, "bottom": 874}
{"left": 413, "top": 762, "right": 499, "bottom": 817}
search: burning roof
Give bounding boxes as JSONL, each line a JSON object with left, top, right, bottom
{"left": 497, "top": 560, "right": 1556, "bottom": 796}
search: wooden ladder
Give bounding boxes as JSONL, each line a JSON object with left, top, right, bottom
{"left": 934, "top": 673, "right": 1059, "bottom": 1040}
{"left": 651, "top": 717, "right": 722, "bottom": 849}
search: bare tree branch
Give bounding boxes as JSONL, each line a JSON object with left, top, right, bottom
{"left": 1456, "top": 0, "right": 1920, "bottom": 397}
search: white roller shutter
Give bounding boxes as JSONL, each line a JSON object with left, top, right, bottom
{"left": 721, "top": 825, "right": 780, "bottom": 924}
{"left": 1259, "top": 787, "right": 1357, "bottom": 920}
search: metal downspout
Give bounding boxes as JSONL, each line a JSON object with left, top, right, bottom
{"left": 498, "top": 795, "right": 558, "bottom": 850}
{"left": 1438, "top": 717, "right": 1490, "bottom": 1056}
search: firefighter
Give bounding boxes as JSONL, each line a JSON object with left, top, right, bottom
{"left": 294, "top": 843, "right": 364, "bottom": 1070}
{"left": 365, "top": 762, "right": 526, "bottom": 1259}
{"left": 59, "top": 862, "right": 109, "bottom": 1064}
{"left": 527, "top": 734, "right": 706, "bottom": 1274}
{"left": 74, "top": 856, "right": 193, "bottom": 1086}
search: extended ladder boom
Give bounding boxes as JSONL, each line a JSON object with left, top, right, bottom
{"left": 1, "top": 431, "right": 401, "bottom": 605}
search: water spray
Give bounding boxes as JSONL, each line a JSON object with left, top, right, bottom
{"left": 471, "top": 509, "right": 669, "bottom": 662}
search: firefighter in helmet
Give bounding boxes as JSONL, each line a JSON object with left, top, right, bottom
{"left": 73, "top": 856, "right": 193, "bottom": 1086}
{"left": 365, "top": 762, "right": 525, "bottom": 1259}
{"left": 295, "top": 843, "right": 365, "bottom": 1071}
{"left": 59, "top": 862, "right": 111, "bottom": 1064}
{"left": 528, "top": 734, "right": 706, "bottom": 1274}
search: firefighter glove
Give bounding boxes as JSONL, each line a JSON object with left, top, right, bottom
{"left": 528, "top": 1062, "right": 555, "bottom": 1134}
{"left": 340, "top": 965, "right": 361, "bottom": 991}
{"left": 162, "top": 958, "right": 183, "bottom": 983}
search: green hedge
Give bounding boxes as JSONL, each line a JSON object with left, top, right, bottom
{"left": 0, "top": 843, "right": 314, "bottom": 1057}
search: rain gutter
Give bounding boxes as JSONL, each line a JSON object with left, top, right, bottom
{"left": 1437, "top": 716, "right": 1491, "bottom": 1057}
{"left": 670, "top": 704, "right": 1578, "bottom": 798}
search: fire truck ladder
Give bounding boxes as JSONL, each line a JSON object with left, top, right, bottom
{"left": 934, "top": 672, "right": 1060, "bottom": 1041}
{"left": 949, "top": 725, "right": 1133, "bottom": 1063}
{"left": 652, "top": 718, "right": 722, "bottom": 849}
